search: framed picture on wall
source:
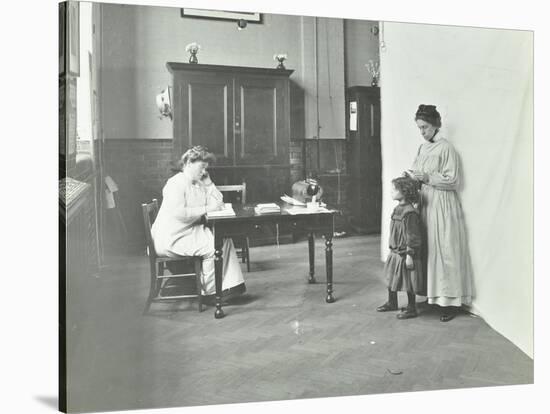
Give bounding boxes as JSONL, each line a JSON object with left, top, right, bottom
{"left": 67, "top": 1, "right": 80, "bottom": 76}
{"left": 181, "top": 8, "right": 262, "bottom": 23}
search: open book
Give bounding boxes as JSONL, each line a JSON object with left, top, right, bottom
{"left": 206, "top": 203, "right": 236, "bottom": 218}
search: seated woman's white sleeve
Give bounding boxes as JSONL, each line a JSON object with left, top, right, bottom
{"left": 166, "top": 189, "right": 205, "bottom": 221}
{"left": 174, "top": 205, "right": 205, "bottom": 220}
{"left": 208, "top": 185, "right": 224, "bottom": 203}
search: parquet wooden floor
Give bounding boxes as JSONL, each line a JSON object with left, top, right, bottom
{"left": 65, "top": 235, "right": 533, "bottom": 413}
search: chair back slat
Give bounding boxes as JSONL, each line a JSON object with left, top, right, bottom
{"left": 217, "top": 182, "right": 246, "bottom": 204}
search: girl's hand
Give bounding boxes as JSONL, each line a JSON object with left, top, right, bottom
{"left": 405, "top": 254, "right": 414, "bottom": 270}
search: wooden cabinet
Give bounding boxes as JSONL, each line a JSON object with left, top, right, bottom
{"left": 346, "top": 86, "right": 382, "bottom": 234}
{"left": 167, "top": 63, "right": 295, "bottom": 245}
{"left": 167, "top": 63, "right": 293, "bottom": 172}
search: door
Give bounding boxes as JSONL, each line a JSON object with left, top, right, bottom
{"left": 173, "top": 72, "right": 234, "bottom": 166}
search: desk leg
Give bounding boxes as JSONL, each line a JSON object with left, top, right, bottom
{"left": 308, "top": 232, "right": 316, "bottom": 284}
{"left": 325, "top": 234, "right": 335, "bottom": 303}
{"left": 214, "top": 236, "right": 225, "bottom": 319}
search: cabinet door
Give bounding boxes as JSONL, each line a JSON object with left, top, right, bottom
{"left": 234, "top": 76, "right": 289, "bottom": 165}
{"left": 173, "top": 72, "right": 234, "bottom": 166}
{"left": 347, "top": 87, "right": 382, "bottom": 233}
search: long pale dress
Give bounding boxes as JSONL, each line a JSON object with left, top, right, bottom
{"left": 151, "top": 172, "right": 244, "bottom": 295}
{"left": 411, "top": 135, "right": 473, "bottom": 306}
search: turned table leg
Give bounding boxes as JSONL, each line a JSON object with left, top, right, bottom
{"left": 325, "top": 234, "right": 335, "bottom": 303}
{"left": 308, "top": 232, "right": 316, "bottom": 284}
{"left": 214, "top": 236, "right": 225, "bottom": 319}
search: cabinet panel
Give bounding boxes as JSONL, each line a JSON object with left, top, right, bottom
{"left": 173, "top": 72, "right": 234, "bottom": 165}
{"left": 346, "top": 86, "right": 381, "bottom": 234}
{"left": 235, "top": 76, "right": 289, "bottom": 165}
{"left": 189, "top": 82, "right": 231, "bottom": 158}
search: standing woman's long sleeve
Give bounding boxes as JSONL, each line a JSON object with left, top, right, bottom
{"left": 424, "top": 145, "right": 460, "bottom": 190}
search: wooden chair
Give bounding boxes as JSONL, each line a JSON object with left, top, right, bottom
{"left": 216, "top": 182, "right": 251, "bottom": 272}
{"left": 141, "top": 199, "right": 203, "bottom": 314}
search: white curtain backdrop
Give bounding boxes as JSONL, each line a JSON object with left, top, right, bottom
{"left": 379, "top": 22, "right": 533, "bottom": 357}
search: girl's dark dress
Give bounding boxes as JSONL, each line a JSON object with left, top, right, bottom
{"left": 384, "top": 204, "right": 426, "bottom": 295}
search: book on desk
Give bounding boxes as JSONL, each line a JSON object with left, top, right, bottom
{"left": 206, "top": 203, "right": 236, "bottom": 218}
{"left": 254, "top": 203, "right": 281, "bottom": 215}
{"left": 285, "top": 206, "right": 332, "bottom": 215}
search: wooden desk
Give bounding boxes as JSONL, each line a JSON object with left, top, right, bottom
{"left": 206, "top": 203, "right": 337, "bottom": 319}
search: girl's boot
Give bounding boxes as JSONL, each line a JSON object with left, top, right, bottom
{"left": 397, "top": 292, "right": 418, "bottom": 319}
{"left": 377, "top": 289, "right": 398, "bottom": 312}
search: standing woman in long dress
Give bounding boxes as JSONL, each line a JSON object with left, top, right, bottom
{"left": 151, "top": 146, "right": 246, "bottom": 297}
{"left": 406, "top": 105, "right": 473, "bottom": 322}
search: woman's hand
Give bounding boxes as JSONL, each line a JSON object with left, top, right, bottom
{"left": 405, "top": 254, "right": 414, "bottom": 270}
{"left": 406, "top": 170, "right": 429, "bottom": 183}
{"left": 205, "top": 199, "right": 224, "bottom": 213}
{"left": 200, "top": 171, "right": 213, "bottom": 186}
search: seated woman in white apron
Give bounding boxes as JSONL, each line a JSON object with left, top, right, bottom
{"left": 151, "top": 146, "right": 246, "bottom": 297}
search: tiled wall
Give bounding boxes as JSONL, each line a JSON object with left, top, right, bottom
{"left": 103, "top": 139, "right": 173, "bottom": 252}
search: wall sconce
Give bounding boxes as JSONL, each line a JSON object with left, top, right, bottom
{"left": 155, "top": 87, "right": 172, "bottom": 120}
{"left": 237, "top": 19, "right": 247, "bottom": 30}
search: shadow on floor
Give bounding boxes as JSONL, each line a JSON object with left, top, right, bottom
{"left": 34, "top": 395, "right": 57, "bottom": 410}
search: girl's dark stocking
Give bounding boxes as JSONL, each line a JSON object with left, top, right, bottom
{"left": 397, "top": 291, "right": 418, "bottom": 319}
{"left": 376, "top": 288, "right": 398, "bottom": 312}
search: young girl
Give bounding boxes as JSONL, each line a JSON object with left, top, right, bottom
{"left": 377, "top": 176, "right": 425, "bottom": 319}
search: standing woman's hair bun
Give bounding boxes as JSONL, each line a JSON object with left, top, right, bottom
{"left": 415, "top": 104, "right": 442, "bottom": 127}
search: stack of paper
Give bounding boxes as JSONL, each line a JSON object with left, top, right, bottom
{"left": 280, "top": 194, "right": 306, "bottom": 206}
{"left": 285, "top": 206, "right": 332, "bottom": 215}
{"left": 254, "top": 203, "right": 281, "bottom": 214}
{"left": 207, "top": 203, "right": 236, "bottom": 218}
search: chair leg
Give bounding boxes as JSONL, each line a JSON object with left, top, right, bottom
{"left": 194, "top": 257, "right": 203, "bottom": 312}
{"left": 156, "top": 263, "right": 164, "bottom": 297}
{"left": 144, "top": 263, "right": 157, "bottom": 315}
{"left": 245, "top": 237, "right": 251, "bottom": 272}
{"left": 143, "top": 299, "right": 152, "bottom": 315}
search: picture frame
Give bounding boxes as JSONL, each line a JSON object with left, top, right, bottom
{"left": 181, "top": 8, "right": 262, "bottom": 23}
{"left": 67, "top": 1, "right": 80, "bottom": 76}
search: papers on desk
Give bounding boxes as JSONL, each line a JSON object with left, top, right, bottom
{"left": 280, "top": 194, "right": 306, "bottom": 206}
{"left": 254, "top": 203, "right": 281, "bottom": 215}
{"left": 207, "top": 203, "right": 236, "bottom": 218}
{"left": 285, "top": 206, "right": 332, "bottom": 215}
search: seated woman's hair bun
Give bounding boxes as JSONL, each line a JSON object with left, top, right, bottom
{"left": 179, "top": 145, "right": 216, "bottom": 168}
